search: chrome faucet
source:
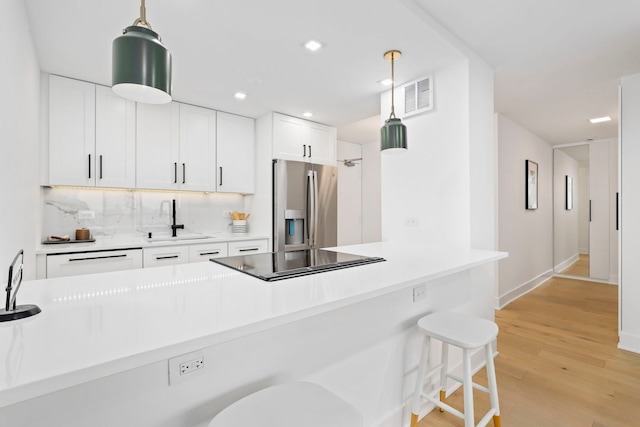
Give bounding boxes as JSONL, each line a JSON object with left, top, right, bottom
{"left": 171, "top": 199, "right": 184, "bottom": 237}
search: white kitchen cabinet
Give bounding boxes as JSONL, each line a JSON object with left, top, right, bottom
{"left": 216, "top": 112, "right": 255, "bottom": 194}
{"left": 136, "top": 102, "right": 216, "bottom": 191}
{"left": 48, "top": 75, "right": 96, "bottom": 186}
{"left": 272, "top": 113, "right": 336, "bottom": 166}
{"left": 143, "top": 246, "right": 189, "bottom": 267}
{"left": 136, "top": 102, "right": 181, "bottom": 190}
{"left": 179, "top": 104, "right": 217, "bottom": 191}
{"left": 46, "top": 249, "right": 142, "bottom": 278}
{"left": 227, "top": 239, "right": 269, "bottom": 256}
{"left": 188, "top": 242, "right": 228, "bottom": 262}
{"left": 95, "top": 85, "right": 136, "bottom": 188}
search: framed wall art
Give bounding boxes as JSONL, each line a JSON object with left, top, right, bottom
{"left": 526, "top": 160, "right": 538, "bottom": 210}
{"left": 566, "top": 175, "right": 573, "bottom": 210}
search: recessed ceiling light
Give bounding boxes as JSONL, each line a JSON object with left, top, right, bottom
{"left": 304, "top": 40, "right": 324, "bottom": 52}
{"left": 379, "top": 78, "right": 394, "bottom": 86}
{"left": 589, "top": 116, "right": 611, "bottom": 124}
{"left": 303, "top": 112, "right": 313, "bottom": 118}
{"left": 234, "top": 92, "right": 247, "bottom": 100}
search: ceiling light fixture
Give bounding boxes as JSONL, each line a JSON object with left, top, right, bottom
{"left": 304, "top": 40, "right": 324, "bottom": 52}
{"left": 589, "top": 116, "right": 611, "bottom": 124}
{"left": 112, "top": 0, "right": 172, "bottom": 104}
{"left": 303, "top": 112, "right": 313, "bottom": 118}
{"left": 234, "top": 92, "right": 247, "bottom": 100}
{"left": 380, "top": 50, "right": 407, "bottom": 153}
{"left": 379, "top": 78, "right": 394, "bottom": 86}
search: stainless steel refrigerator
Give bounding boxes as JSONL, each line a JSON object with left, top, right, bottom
{"left": 273, "top": 159, "right": 337, "bottom": 252}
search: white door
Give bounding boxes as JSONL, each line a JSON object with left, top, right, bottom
{"left": 95, "top": 85, "right": 136, "bottom": 188}
{"left": 217, "top": 111, "right": 255, "bottom": 194}
{"left": 48, "top": 75, "right": 96, "bottom": 186}
{"left": 273, "top": 113, "right": 309, "bottom": 162}
{"left": 136, "top": 102, "right": 180, "bottom": 190}
{"left": 589, "top": 142, "right": 610, "bottom": 280}
{"left": 179, "top": 104, "right": 217, "bottom": 191}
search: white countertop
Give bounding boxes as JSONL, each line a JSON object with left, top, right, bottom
{"left": 36, "top": 232, "right": 270, "bottom": 255}
{"left": 1, "top": 242, "right": 506, "bottom": 408}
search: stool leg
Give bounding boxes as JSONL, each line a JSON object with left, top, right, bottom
{"left": 484, "top": 342, "right": 501, "bottom": 427}
{"left": 438, "top": 342, "right": 449, "bottom": 411}
{"left": 462, "top": 348, "right": 475, "bottom": 427}
{"left": 410, "top": 336, "right": 431, "bottom": 427}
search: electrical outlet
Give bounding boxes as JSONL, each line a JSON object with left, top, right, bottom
{"left": 179, "top": 356, "right": 204, "bottom": 375}
{"left": 413, "top": 285, "right": 426, "bottom": 302}
{"left": 169, "top": 351, "right": 206, "bottom": 385}
{"left": 78, "top": 210, "right": 95, "bottom": 220}
{"left": 405, "top": 217, "right": 419, "bottom": 227}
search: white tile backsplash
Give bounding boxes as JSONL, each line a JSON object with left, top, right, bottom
{"left": 42, "top": 188, "right": 245, "bottom": 240}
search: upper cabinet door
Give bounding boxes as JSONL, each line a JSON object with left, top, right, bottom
{"left": 179, "top": 104, "right": 217, "bottom": 192}
{"left": 308, "top": 122, "right": 337, "bottom": 166}
{"left": 48, "top": 75, "right": 96, "bottom": 186}
{"left": 217, "top": 112, "right": 255, "bottom": 194}
{"left": 95, "top": 86, "right": 136, "bottom": 188}
{"left": 136, "top": 102, "right": 180, "bottom": 190}
{"left": 273, "top": 113, "right": 311, "bottom": 162}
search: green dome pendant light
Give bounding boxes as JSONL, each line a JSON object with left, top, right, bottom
{"left": 112, "top": 0, "right": 172, "bottom": 104}
{"left": 380, "top": 50, "right": 407, "bottom": 152}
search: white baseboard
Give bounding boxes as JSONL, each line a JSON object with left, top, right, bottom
{"left": 554, "top": 254, "right": 579, "bottom": 273}
{"left": 618, "top": 332, "right": 640, "bottom": 354}
{"left": 496, "top": 269, "right": 553, "bottom": 310}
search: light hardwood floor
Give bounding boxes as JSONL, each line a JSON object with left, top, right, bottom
{"left": 559, "top": 254, "right": 590, "bottom": 277}
{"left": 417, "top": 276, "right": 640, "bottom": 427}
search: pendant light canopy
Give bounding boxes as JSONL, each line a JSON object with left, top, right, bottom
{"left": 112, "top": 0, "right": 172, "bottom": 104}
{"left": 381, "top": 50, "right": 407, "bottom": 153}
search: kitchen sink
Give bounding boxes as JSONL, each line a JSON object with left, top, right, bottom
{"left": 145, "top": 233, "right": 213, "bottom": 243}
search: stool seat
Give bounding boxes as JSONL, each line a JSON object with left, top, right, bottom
{"left": 418, "top": 311, "right": 498, "bottom": 349}
{"left": 208, "top": 382, "right": 363, "bottom": 427}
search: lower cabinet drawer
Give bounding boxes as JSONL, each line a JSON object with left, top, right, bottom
{"left": 227, "top": 239, "right": 269, "bottom": 256}
{"left": 143, "top": 246, "right": 189, "bottom": 268}
{"left": 189, "top": 242, "right": 228, "bottom": 262}
{"left": 46, "top": 249, "right": 143, "bottom": 278}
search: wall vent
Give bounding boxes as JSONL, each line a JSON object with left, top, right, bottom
{"left": 403, "top": 75, "right": 433, "bottom": 117}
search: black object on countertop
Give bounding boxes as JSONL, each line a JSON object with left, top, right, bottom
{"left": 0, "top": 250, "right": 41, "bottom": 322}
{"left": 42, "top": 239, "right": 96, "bottom": 244}
{"left": 211, "top": 249, "right": 385, "bottom": 282}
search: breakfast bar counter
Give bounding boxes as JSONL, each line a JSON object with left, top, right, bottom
{"left": 0, "top": 242, "right": 506, "bottom": 426}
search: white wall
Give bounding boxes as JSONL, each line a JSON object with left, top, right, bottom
{"left": 381, "top": 59, "right": 471, "bottom": 248}
{"left": 361, "top": 141, "right": 381, "bottom": 243}
{"left": 619, "top": 74, "right": 640, "bottom": 352}
{"left": 578, "top": 165, "right": 590, "bottom": 254}
{"left": 0, "top": 0, "right": 41, "bottom": 279}
{"left": 497, "top": 114, "right": 553, "bottom": 308}
{"left": 337, "top": 140, "right": 362, "bottom": 245}
{"left": 553, "top": 150, "right": 579, "bottom": 270}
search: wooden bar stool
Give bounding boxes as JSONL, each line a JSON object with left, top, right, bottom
{"left": 208, "top": 382, "right": 363, "bottom": 427}
{"left": 410, "top": 312, "right": 501, "bottom": 427}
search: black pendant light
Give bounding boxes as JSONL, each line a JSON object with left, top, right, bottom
{"left": 112, "top": 0, "right": 172, "bottom": 104}
{"left": 381, "top": 50, "right": 407, "bottom": 152}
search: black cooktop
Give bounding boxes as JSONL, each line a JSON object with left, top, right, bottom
{"left": 210, "top": 249, "right": 385, "bottom": 282}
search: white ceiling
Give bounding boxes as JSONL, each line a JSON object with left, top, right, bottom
{"left": 23, "top": 0, "right": 640, "bottom": 145}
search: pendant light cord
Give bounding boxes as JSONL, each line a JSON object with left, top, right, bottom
{"left": 390, "top": 51, "right": 396, "bottom": 119}
{"left": 133, "top": 0, "right": 153, "bottom": 29}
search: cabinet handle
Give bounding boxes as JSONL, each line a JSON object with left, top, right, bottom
{"left": 174, "top": 162, "right": 178, "bottom": 184}
{"left": 616, "top": 192, "right": 619, "bottom": 231}
{"left": 156, "top": 255, "right": 179, "bottom": 260}
{"left": 88, "top": 154, "right": 92, "bottom": 179}
{"left": 182, "top": 163, "right": 186, "bottom": 184}
{"left": 308, "top": 145, "right": 312, "bottom": 158}
{"left": 239, "top": 248, "right": 259, "bottom": 252}
{"left": 219, "top": 166, "right": 223, "bottom": 186}
{"left": 99, "top": 155, "right": 103, "bottom": 179}
{"left": 589, "top": 200, "right": 592, "bottom": 222}
{"left": 69, "top": 254, "right": 127, "bottom": 262}
{"left": 199, "top": 251, "right": 220, "bottom": 256}
{"left": 303, "top": 145, "right": 307, "bottom": 157}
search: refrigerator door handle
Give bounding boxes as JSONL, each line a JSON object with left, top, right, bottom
{"left": 312, "top": 170, "right": 319, "bottom": 247}
{"left": 306, "top": 170, "right": 314, "bottom": 246}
